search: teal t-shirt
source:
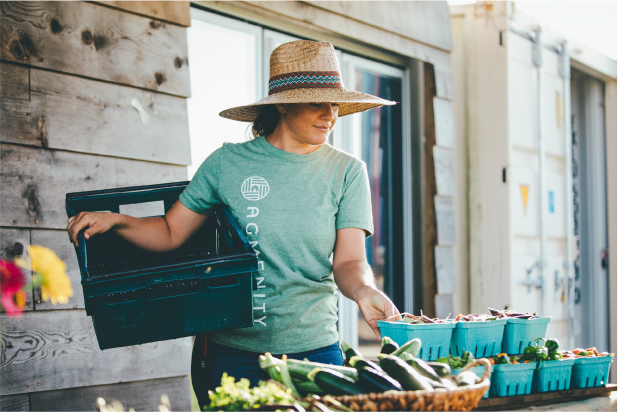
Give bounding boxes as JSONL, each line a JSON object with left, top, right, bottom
{"left": 179, "top": 136, "right": 373, "bottom": 354}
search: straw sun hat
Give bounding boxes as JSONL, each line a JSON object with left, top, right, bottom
{"left": 219, "top": 40, "right": 397, "bottom": 122}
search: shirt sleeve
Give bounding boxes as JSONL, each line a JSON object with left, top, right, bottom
{"left": 335, "top": 160, "right": 374, "bottom": 237}
{"left": 178, "top": 148, "right": 223, "bottom": 214}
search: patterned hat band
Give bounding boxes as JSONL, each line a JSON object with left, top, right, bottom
{"left": 268, "top": 71, "right": 343, "bottom": 95}
{"left": 219, "top": 40, "right": 396, "bottom": 122}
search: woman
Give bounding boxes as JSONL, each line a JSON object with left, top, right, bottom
{"left": 67, "top": 40, "right": 401, "bottom": 405}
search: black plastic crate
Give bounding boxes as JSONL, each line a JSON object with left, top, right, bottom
{"left": 66, "top": 182, "right": 257, "bottom": 350}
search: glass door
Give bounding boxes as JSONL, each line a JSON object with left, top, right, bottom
{"left": 337, "top": 55, "right": 406, "bottom": 357}
{"left": 570, "top": 70, "right": 610, "bottom": 352}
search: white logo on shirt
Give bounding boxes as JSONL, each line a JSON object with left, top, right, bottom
{"left": 241, "top": 176, "right": 270, "bottom": 201}
{"left": 246, "top": 206, "right": 267, "bottom": 327}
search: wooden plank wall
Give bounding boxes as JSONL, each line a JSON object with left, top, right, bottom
{"left": 1, "top": 2, "right": 193, "bottom": 410}
{"left": 423, "top": 62, "right": 458, "bottom": 319}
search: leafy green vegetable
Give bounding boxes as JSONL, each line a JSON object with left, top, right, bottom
{"left": 544, "top": 339, "right": 560, "bottom": 352}
{"left": 436, "top": 350, "right": 474, "bottom": 369}
{"left": 494, "top": 354, "right": 511, "bottom": 365}
{"left": 204, "top": 373, "right": 297, "bottom": 411}
{"left": 258, "top": 353, "right": 300, "bottom": 397}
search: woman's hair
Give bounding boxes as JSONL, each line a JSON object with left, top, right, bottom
{"left": 251, "top": 105, "right": 281, "bottom": 138}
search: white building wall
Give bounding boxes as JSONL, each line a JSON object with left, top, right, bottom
{"left": 451, "top": 1, "right": 615, "bottom": 358}
{"left": 605, "top": 79, "right": 617, "bottom": 383}
{"left": 506, "top": 30, "right": 569, "bottom": 344}
{"left": 450, "top": 15, "right": 469, "bottom": 314}
{"left": 450, "top": 2, "right": 511, "bottom": 316}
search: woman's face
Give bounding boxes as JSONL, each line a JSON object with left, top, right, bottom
{"left": 276, "top": 102, "right": 339, "bottom": 146}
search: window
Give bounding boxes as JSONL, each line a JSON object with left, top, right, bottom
{"left": 187, "top": 9, "right": 262, "bottom": 178}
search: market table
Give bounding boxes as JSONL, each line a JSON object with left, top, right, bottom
{"left": 473, "top": 384, "right": 616, "bottom": 411}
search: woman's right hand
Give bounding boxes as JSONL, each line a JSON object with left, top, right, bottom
{"left": 67, "top": 212, "right": 122, "bottom": 247}
{"left": 66, "top": 202, "right": 210, "bottom": 253}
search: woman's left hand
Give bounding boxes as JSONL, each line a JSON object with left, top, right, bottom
{"left": 354, "top": 285, "right": 401, "bottom": 339}
{"left": 332, "top": 228, "right": 402, "bottom": 339}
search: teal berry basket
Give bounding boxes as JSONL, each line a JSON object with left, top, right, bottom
{"left": 532, "top": 359, "right": 574, "bottom": 392}
{"left": 501, "top": 316, "right": 552, "bottom": 355}
{"left": 450, "top": 318, "right": 507, "bottom": 358}
{"left": 571, "top": 356, "right": 614, "bottom": 388}
{"left": 377, "top": 321, "right": 456, "bottom": 361}
{"left": 451, "top": 364, "right": 494, "bottom": 398}
{"left": 490, "top": 362, "right": 537, "bottom": 397}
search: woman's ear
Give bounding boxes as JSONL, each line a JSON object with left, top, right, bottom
{"left": 275, "top": 103, "right": 287, "bottom": 114}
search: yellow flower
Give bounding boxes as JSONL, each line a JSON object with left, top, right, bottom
{"left": 29, "top": 245, "right": 73, "bottom": 304}
{"left": 14, "top": 289, "right": 27, "bottom": 308}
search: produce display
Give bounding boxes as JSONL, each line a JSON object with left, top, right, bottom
{"left": 381, "top": 307, "right": 614, "bottom": 397}
{"left": 204, "top": 308, "right": 613, "bottom": 410}
{"left": 258, "top": 337, "right": 480, "bottom": 399}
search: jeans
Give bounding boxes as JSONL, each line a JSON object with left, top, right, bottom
{"left": 191, "top": 335, "right": 343, "bottom": 408}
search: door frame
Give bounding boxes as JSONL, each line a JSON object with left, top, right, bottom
{"left": 336, "top": 54, "right": 411, "bottom": 348}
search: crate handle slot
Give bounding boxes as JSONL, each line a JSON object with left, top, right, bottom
{"left": 147, "top": 278, "right": 199, "bottom": 300}
{"left": 206, "top": 275, "right": 239, "bottom": 288}
{"left": 77, "top": 230, "right": 88, "bottom": 278}
{"left": 105, "top": 290, "right": 139, "bottom": 305}
{"left": 119, "top": 200, "right": 165, "bottom": 218}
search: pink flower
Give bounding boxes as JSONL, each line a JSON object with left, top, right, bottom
{"left": 1, "top": 289, "right": 27, "bottom": 317}
{"left": 1, "top": 260, "right": 27, "bottom": 317}
{"left": 1, "top": 260, "right": 25, "bottom": 293}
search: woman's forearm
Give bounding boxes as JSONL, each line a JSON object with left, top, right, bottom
{"left": 332, "top": 259, "right": 377, "bottom": 303}
{"left": 68, "top": 200, "right": 210, "bottom": 252}
{"left": 333, "top": 258, "right": 401, "bottom": 337}
{"left": 113, "top": 214, "right": 180, "bottom": 252}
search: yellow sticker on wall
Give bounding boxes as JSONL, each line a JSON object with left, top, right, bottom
{"left": 557, "top": 92, "right": 564, "bottom": 127}
{"left": 520, "top": 185, "right": 530, "bottom": 213}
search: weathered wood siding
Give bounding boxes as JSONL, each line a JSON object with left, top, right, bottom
{"left": 309, "top": 1, "right": 452, "bottom": 52}
{"left": 422, "top": 64, "right": 439, "bottom": 318}
{"left": 1, "top": 2, "right": 192, "bottom": 410}
{"left": 1, "top": 144, "right": 187, "bottom": 229}
{"left": 432, "top": 95, "right": 458, "bottom": 317}
{"left": 422, "top": 63, "right": 458, "bottom": 318}
{"left": 1, "top": 1, "right": 190, "bottom": 96}
{"left": 94, "top": 1, "right": 191, "bottom": 27}
{"left": 1, "top": 311, "right": 191, "bottom": 395}
{"left": 1, "top": 64, "right": 191, "bottom": 164}
{"left": 0, "top": 377, "right": 190, "bottom": 412}
{"left": 28, "top": 376, "right": 191, "bottom": 412}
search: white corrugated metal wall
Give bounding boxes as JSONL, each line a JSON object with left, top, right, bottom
{"left": 450, "top": 2, "right": 616, "bottom": 380}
